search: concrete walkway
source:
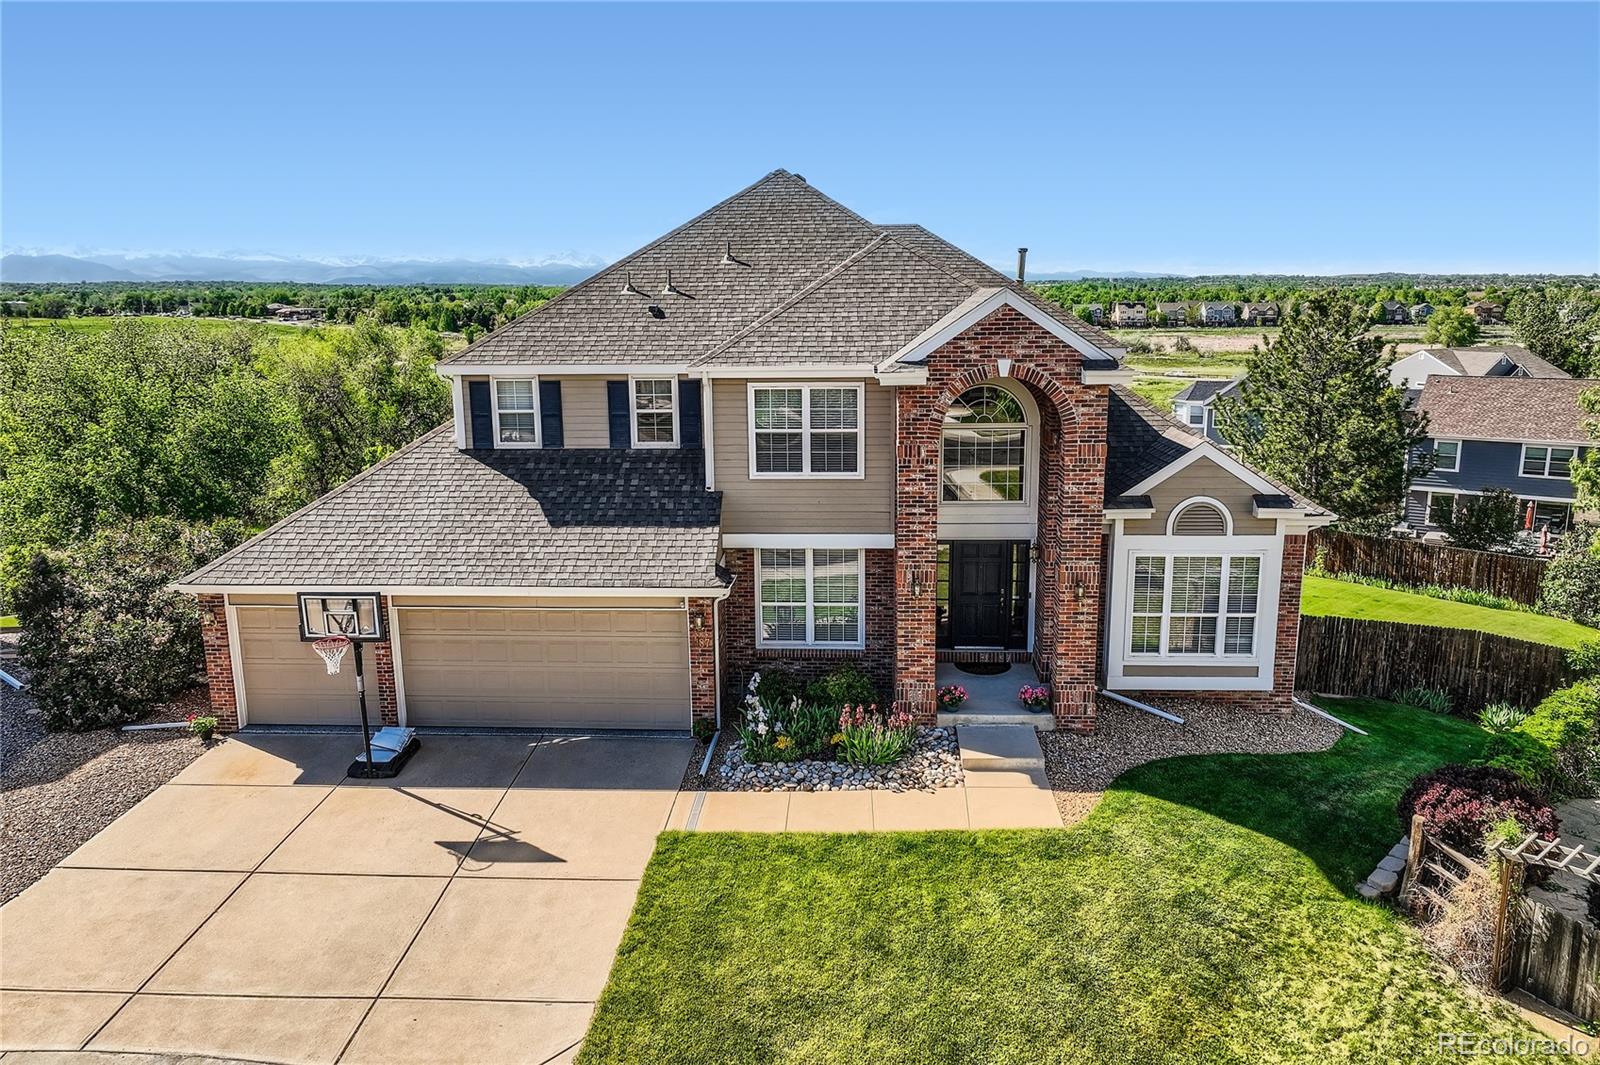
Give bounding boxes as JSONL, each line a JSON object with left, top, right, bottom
{"left": 671, "top": 725, "right": 1059, "bottom": 831}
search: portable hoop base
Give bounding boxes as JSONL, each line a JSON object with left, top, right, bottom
{"left": 348, "top": 726, "right": 422, "bottom": 779}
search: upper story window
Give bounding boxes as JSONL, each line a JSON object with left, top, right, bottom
{"left": 943, "top": 385, "right": 1027, "bottom": 502}
{"left": 493, "top": 378, "right": 539, "bottom": 447}
{"left": 631, "top": 378, "right": 677, "bottom": 447}
{"left": 1181, "top": 403, "right": 1206, "bottom": 429}
{"left": 1433, "top": 439, "right": 1461, "bottom": 473}
{"left": 1522, "top": 444, "right": 1576, "bottom": 479}
{"left": 749, "top": 384, "right": 862, "bottom": 477}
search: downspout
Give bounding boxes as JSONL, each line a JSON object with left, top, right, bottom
{"left": 700, "top": 372, "right": 715, "bottom": 492}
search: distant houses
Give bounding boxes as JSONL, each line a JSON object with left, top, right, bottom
{"left": 1240, "top": 302, "right": 1279, "bottom": 326}
{"left": 1378, "top": 300, "right": 1409, "bottom": 324}
{"left": 1155, "top": 301, "right": 1189, "bottom": 326}
{"left": 1410, "top": 302, "right": 1434, "bottom": 322}
{"left": 1389, "top": 344, "right": 1569, "bottom": 390}
{"left": 1198, "top": 302, "right": 1236, "bottom": 326}
{"left": 1110, "top": 301, "right": 1147, "bottom": 326}
{"left": 1468, "top": 300, "right": 1504, "bottom": 324}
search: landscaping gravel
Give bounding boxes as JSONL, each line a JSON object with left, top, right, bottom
{"left": 1038, "top": 695, "right": 1344, "bottom": 825}
{"left": 1, "top": 684, "right": 211, "bottom": 903}
{"left": 704, "top": 727, "right": 963, "bottom": 793}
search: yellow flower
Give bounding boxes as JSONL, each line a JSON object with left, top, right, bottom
{"left": 830, "top": 733, "right": 846, "bottom": 745}
{"left": 774, "top": 736, "right": 792, "bottom": 750}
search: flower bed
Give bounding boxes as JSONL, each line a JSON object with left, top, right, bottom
{"left": 712, "top": 726, "right": 961, "bottom": 792}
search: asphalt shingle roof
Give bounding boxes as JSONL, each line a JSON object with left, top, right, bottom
{"left": 1414, "top": 345, "right": 1570, "bottom": 380}
{"left": 1105, "top": 386, "right": 1202, "bottom": 498}
{"left": 1171, "top": 379, "right": 1240, "bottom": 404}
{"left": 1417, "top": 376, "right": 1600, "bottom": 445}
{"left": 181, "top": 429, "right": 725, "bottom": 590}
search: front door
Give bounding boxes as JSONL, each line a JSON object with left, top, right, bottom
{"left": 949, "top": 541, "right": 1010, "bottom": 647}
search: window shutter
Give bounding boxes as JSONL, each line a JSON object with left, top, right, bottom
{"left": 679, "top": 379, "right": 703, "bottom": 447}
{"left": 607, "top": 380, "right": 630, "bottom": 448}
{"left": 539, "top": 380, "right": 564, "bottom": 448}
{"left": 468, "top": 380, "right": 493, "bottom": 449}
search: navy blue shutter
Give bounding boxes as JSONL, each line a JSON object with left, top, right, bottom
{"left": 606, "top": 380, "right": 631, "bottom": 448}
{"left": 678, "top": 379, "right": 702, "bottom": 447}
{"left": 468, "top": 380, "right": 493, "bottom": 449}
{"left": 539, "top": 380, "right": 564, "bottom": 447}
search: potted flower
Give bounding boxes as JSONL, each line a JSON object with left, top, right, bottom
{"left": 186, "top": 712, "right": 219, "bottom": 741}
{"left": 1018, "top": 684, "right": 1050, "bottom": 714}
{"left": 937, "top": 684, "right": 968, "bottom": 710}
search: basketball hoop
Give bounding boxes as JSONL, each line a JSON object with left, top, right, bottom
{"left": 313, "top": 634, "right": 351, "bottom": 675}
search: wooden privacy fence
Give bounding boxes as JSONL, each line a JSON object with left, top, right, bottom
{"left": 1296, "top": 615, "right": 1573, "bottom": 712}
{"left": 1309, "top": 529, "right": 1549, "bottom": 607}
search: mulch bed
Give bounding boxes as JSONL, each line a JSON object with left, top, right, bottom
{"left": 1038, "top": 695, "right": 1345, "bottom": 825}
{"left": 1, "top": 683, "right": 212, "bottom": 903}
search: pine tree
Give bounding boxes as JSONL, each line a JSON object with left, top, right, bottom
{"left": 1215, "top": 291, "right": 1429, "bottom": 524}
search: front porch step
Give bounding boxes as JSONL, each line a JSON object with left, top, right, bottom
{"left": 938, "top": 711, "right": 1054, "bottom": 731}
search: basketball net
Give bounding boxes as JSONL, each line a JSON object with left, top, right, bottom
{"left": 313, "top": 634, "right": 352, "bottom": 675}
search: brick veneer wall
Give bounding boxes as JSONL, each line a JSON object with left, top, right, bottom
{"left": 720, "top": 548, "right": 896, "bottom": 707}
{"left": 371, "top": 594, "right": 399, "bottom": 727}
{"left": 688, "top": 597, "right": 718, "bottom": 728}
{"left": 894, "top": 304, "right": 1108, "bottom": 732}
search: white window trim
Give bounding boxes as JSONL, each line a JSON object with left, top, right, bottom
{"left": 1432, "top": 438, "right": 1461, "bottom": 473}
{"left": 940, "top": 386, "right": 1033, "bottom": 507}
{"left": 1125, "top": 551, "right": 1265, "bottom": 661}
{"left": 754, "top": 547, "right": 867, "bottom": 650}
{"left": 1166, "top": 496, "right": 1234, "bottom": 537}
{"left": 629, "top": 376, "right": 679, "bottom": 449}
{"left": 1520, "top": 443, "right": 1578, "bottom": 479}
{"left": 1426, "top": 490, "right": 1459, "bottom": 527}
{"left": 489, "top": 375, "right": 540, "bottom": 449}
{"left": 747, "top": 382, "right": 866, "bottom": 480}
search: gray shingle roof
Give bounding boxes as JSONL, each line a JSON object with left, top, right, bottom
{"left": 1171, "top": 378, "right": 1240, "bottom": 404}
{"left": 1417, "top": 376, "right": 1600, "bottom": 445}
{"left": 1415, "top": 345, "right": 1570, "bottom": 380}
{"left": 180, "top": 428, "right": 725, "bottom": 590}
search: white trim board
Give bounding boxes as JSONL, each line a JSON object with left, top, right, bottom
{"left": 178, "top": 583, "right": 731, "bottom": 599}
{"left": 877, "top": 287, "right": 1123, "bottom": 372}
{"left": 723, "top": 533, "right": 894, "bottom": 548}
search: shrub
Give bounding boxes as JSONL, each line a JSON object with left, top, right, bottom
{"left": 754, "top": 668, "right": 807, "bottom": 708}
{"left": 1397, "top": 764, "right": 1559, "bottom": 858}
{"left": 736, "top": 672, "right": 844, "bottom": 763}
{"left": 1172, "top": 335, "right": 1196, "bottom": 353}
{"left": 805, "top": 665, "right": 879, "bottom": 709}
{"left": 783, "top": 702, "right": 839, "bottom": 758}
{"left": 1394, "top": 685, "right": 1452, "bottom": 715}
{"left": 1478, "top": 703, "right": 1530, "bottom": 733}
{"left": 1569, "top": 638, "right": 1600, "bottom": 677}
{"left": 11, "top": 518, "right": 243, "bottom": 731}
{"left": 1124, "top": 337, "right": 1154, "bottom": 355}
{"left": 837, "top": 704, "right": 916, "bottom": 766}
{"left": 1485, "top": 681, "right": 1600, "bottom": 796}
{"left": 1539, "top": 521, "right": 1600, "bottom": 626}
{"left": 186, "top": 712, "right": 219, "bottom": 741}
{"left": 691, "top": 719, "right": 716, "bottom": 741}
{"left": 1483, "top": 732, "right": 1556, "bottom": 794}
{"left": 1437, "top": 487, "right": 1521, "bottom": 552}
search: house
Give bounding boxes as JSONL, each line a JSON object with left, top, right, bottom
{"left": 1389, "top": 344, "right": 1570, "bottom": 389}
{"left": 1405, "top": 376, "right": 1595, "bottom": 538}
{"left": 1197, "top": 302, "right": 1236, "bottom": 326}
{"left": 1240, "top": 302, "right": 1279, "bottom": 326}
{"left": 1410, "top": 303, "right": 1434, "bottom": 322}
{"left": 267, "top": 304, "right": 323, "bottom": 322}
{"left": 1082, "top": 303, "right": 1104, "bottom": 324}
{"left": 1379, "top": 300, "right": 1409, "bottom": 324}
{"left": 1170, "top": 378, "right": 1242, "bottom": 447}
{"left": 1468, "top": 301, "right": 1503, "bottom": 324}
{"left": 1111, "top": 301, "right": 1148, "bottom": 327}
{"left": 1155, "top": 302, "right": 1189, "bottom": 326}
{"left": 175, "top": 170, "right": 1333, "bottom": 738}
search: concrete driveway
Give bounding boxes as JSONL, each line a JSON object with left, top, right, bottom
{"left": 0, "top": 731, "right": 693, "bottom": 1065}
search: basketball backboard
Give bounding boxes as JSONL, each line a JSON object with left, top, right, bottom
{"left": 297, "top": 592, "right": 386, "bottom": 642}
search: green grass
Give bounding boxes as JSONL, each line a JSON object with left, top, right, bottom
{"left": 1130, "top": 376, "right": 1189, "bottom": 408}
{"left": 0, "top": 615, "right": 15, "bottom": 630}
{"left": 3, "top": 315, "right": 318, "bottom": 338}
{"left": 580, "top": 700, "right": 1530, "bottom": 1064}
{"left": 1302, "top": 574, "right": 1599, "bottom": 650}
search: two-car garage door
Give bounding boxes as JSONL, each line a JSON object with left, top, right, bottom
{"left": 236, "top": 599, "right": 691, "bottom": 730}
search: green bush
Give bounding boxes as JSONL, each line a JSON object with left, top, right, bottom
{"left": 783, "top": 702, "right": 839, "bottom": 758}
{"left": 1478, "top": 703, "right": 1530, "bottom": 733}
{"left": 1568, "top": 638, "right": 1600, "bottom": 677}
{"left": 1394, "top": 685, "right": 1452, "bottom": 715}
{"left": 1540, "top": 522, "right": 1600, "bottom": 627}
{"left": 11, "top": 518, "right": 243, "bottom": 731}
{"left": 754, "top": 668, "right": 807, "bottom": 709}
{"left": 806, "top": 665, "right": 880, "bottom": 709}
{"left": 1484, "top": 681, "right": 1600, "bottom": 796}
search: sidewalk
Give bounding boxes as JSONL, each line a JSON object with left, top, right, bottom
{"left": 669, "top": 726, "right": 1060, "bottom": 832}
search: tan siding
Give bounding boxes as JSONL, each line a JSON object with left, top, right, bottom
{"left": 236, "top": 605, "right": 353, "bottom": 724}
{"left": 548, "top": 376, "right": 612, "bottom": 448}
{"left": 712, "top": 379, "right": 895, "bottom": 534}
{"left": 1123, "top": 457, "right": 1276, "bottom": 535}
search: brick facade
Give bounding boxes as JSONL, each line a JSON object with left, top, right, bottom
{"left": 720, "top": 547, "right": 896, "bottom": 705}
{"left": 197, "top": 593, "right": 239, "bottom": 731}
{"left": 370, "top": 594, "right": 399, "bottom": 727}
{"left": 893, "top": 304, "right": 1108, "bottom": 732}
{"left": 688, "top": 597, "right": 718, "bottom": 728}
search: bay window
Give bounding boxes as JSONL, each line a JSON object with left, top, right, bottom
{"left": 750, "top": 384, "right": 862, "bottom": 476}
{"left": 1128, "top": 553, "right": 1261, "bottom": 657}
{"left": 756, "top": 548, "right": 864, "bottom": 647}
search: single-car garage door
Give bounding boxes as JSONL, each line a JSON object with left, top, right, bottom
{"left": 398, "top": 606, "right": 690, "bottom": 729}
{"left": 236, "top": 606, "right": 355, "bottom": 725}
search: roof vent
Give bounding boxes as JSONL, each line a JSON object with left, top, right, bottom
{"left": 647, "top": 304, "right": 665, "bottom": 320}
{"left": 720, "top": 240, "right": 747, "bottom": 267}
{"left": 620, "top": 272, "right": 645, "bottom": 297}
{"left": 662, "top": 269, "right": 686, "bottom": 298}
{"left": 1016, "top": 248, "right": 1028, "bottom": 283}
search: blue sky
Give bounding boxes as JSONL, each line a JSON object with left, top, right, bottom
{"left": 4, "top": 1, "right": 1597, "bottom": 275}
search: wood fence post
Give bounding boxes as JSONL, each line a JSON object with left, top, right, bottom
{"left": 1491, "top": 857, "right": 1514, "bottom": 991}
{"left": 1400, "top": 813, "right": 1426, "bottom": 902}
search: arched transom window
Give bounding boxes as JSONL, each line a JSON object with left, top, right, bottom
{"left": 942, "top": 385, "right": 1028, "bottom": 503}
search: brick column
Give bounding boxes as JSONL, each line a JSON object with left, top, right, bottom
{"left": 1269, "top": 534, "right": 1308, "bottom": 711}
{"left": 1047, "top": 394, "right": 1108, "bottom": 734}
{"left": 688, "top": 597, "right": 718, "bottom": 729}
{"left": 894, "top": 385, "right": 940, "bottom": 725}
{"left": 371, "top": 594, "right": 400, "bottom": 727}
{"left": 197, "top": 593, "right": 240, "bottom": 732}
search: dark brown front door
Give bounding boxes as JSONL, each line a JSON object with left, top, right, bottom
{"left": 950, "top": 541, "right": 1010, "bottom": 647}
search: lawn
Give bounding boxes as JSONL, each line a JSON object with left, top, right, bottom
{"left": 2, "top": 315, "right": 316, "bottom": 338}
{"left": 1301, "top": 574, "right": 1599, "bottom": 650}
{"left": 0, "top": 615, "right": 15, "bottom": 630}
{"left": 580, "top": 700, "right": 1531, "bottom": 1064}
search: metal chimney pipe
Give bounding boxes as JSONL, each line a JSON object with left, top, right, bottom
{"left": 1016, "top": 248, "right": 1028, "bottom": 282}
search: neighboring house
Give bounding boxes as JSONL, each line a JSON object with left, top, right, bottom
{"left": 1111, "top": 301, "right": 1148, "bottom": 327}
{"left": 1389, "top": 344, "right": 1570, "bottom": 389}
{"left": 176, "top": 170, "right": 1333, "bottom": 739}
{"left": 1170, "top": 378, "right": 1241, "bottom": 447}
{"left": 1410, "top": 303, "right": 1434, "bottom": 322}
{"left": 1379, "top": 300, "right": 1409, "bottom": 324}
{"left": 1198, "top": 302, "right": 1237, "bottom": 326}
{"left": 1155, "top": 301, "right": 1189, "bottom": 326}
{"left": 1082, "top": 303, "right": 1104, "bottom": 324}
{"left": 1405, "top": 376, "right": 1596, "bottom": 538}
{"left": 1467, "top": 301, "right": 1503, "bottom": 324}
{"left": 1240, "top": 302, "right": 1279, "bottom": 326}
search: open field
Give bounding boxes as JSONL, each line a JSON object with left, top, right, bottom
{"left": 1301, "top": 574, "right": 1598, "bottom": 650}
{"left": 580, "top": 699, "right": 1527, "bottom": 1064}
{"left": 2, "top": 315, "right": 323, "bottom": 338}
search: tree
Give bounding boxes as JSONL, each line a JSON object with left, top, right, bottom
{"left": 1215, "top": 291, "right": 1428, "bottom": 524}
{"left": 1424, "top": 305, "right": 1479, "bottom": 347}
{"left": 1436, "top": 488, "right": 1522, "bottom": 551}
{"left": 1539, "top": 521, "right": 1600, "bottom": 626}
{"left": 1512, "top": 287, "right": 1600, "bottom": 376}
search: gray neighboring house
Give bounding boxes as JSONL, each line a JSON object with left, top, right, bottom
{"left": 1406, "top": 376, "right": 1596, "bottom": 538}
{"left": 1389, "top": 344, "right": 1570, "bottom": 389}
{"left": 1198, "top": 302, "right": 1236, "bottom": 326}
{"left": 1155, "top": 301, "right": 1189, "bottom": 326}
{"left": 1379, "top": 300, "right": 1409, "bottom": 324}
{"left": 1240, "top": 302, "right": 1279, "bottom": 326}
{"left": 1410, "top": 303, "right": 1434, "bottom": 322}
{"left": 1170, "top": 378, "right": 1242, "bottom": 447}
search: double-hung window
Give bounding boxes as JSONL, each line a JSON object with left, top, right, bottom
{"left": 1127, "top": 554, "right": 1261, "bottom": 658}
{"left": 750, "top": 385, "right": 862, "bottom": 477}
{"left": 1522, "top": 445, "right": 1577, "bottom": 479}
{"left": 1432, "top": 439, "right": 1460, "bottom": 473}
{"left": 756, "top": 548, "right": 864, "bottom": 648}
{"left": 493, "top": 379, "right": 539, "bottom": 446}
{"left": 1427, "top": 492, "right": 1457, "bottom": 526}
{"left": 631, "top": 378, "right": 677, "bottom": 447}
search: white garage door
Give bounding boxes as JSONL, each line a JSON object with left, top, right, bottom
{"left": 237, "top": 606, "right": 357, "bottom": 725}
{"left": 397, "top": 606, "right": 691, "bottom": 729}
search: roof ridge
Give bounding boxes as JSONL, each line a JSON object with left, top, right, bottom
{"left": 441, "top": 169, "right": 810, "bottom": 366}
{"left": 181, "top": 421, "right": 455, "bottom": 584}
